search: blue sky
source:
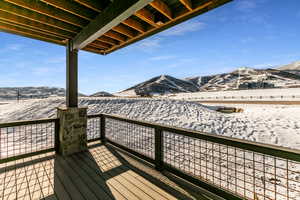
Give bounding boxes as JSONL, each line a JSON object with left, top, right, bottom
{"left": 0, "top": 0, "right": 300, "bottom": 94}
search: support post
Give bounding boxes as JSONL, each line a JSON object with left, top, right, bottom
{"left": 100, "top": 114, "right": 106, "bottom": 143}
{"left": 155, "top": 127, "right": 164, "bottom": 171}
{"left": 55, "top": 40, "right": 87, "bottom": 156}
{"left": 66, "top": 40, "right": 78, "bottom": 107}
{"left": 54, "top": 119, "right": 60, "bottom": 153}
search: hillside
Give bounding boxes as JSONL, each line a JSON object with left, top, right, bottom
{"left": 90, "top": 91, "right": 114, "bottom": 97}
{"left": 0, "top": 87, "right": 86, "bottom": 100}
{"left": 277, "top": 61, "right": 300, "bottom": 75}
{"left": 118, "top": 75, "right": 199, "bottom": 96}
{"left": 117, "top": 61, "right": 300, "bottom": 96}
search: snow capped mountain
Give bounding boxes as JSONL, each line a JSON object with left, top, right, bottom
{"left": 119, "top": 75, "right": 199, "bottom": 96}
{"left": 117, "top": 61, "right": 300, "bottom": 96}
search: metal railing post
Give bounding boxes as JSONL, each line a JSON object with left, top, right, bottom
{"left": 54, "top": 119, "right": 60, "bottom": 153}
{"left": 155, "top": 127, "right": 163, "bottom": 171}
{"left": 100, "top": 114, "right": 106, "bottom": 143}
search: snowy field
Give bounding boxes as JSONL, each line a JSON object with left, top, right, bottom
{"left": 0, "top": 97, "right": 300, "bottom": 199}
{"left": 0, "top": 97, "right": 299, "bottom": 149}
{"left": 162, "top": 88, "right": 300, "bottom": 101}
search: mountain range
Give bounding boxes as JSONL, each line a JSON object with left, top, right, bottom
{"left": 116, "top": 60, "right": 300, "bottom": 96}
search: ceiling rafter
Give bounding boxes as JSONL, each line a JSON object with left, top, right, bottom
{"left": 0, "top": 20, "right": 65, "bottom": 45}
{"left": 97, "top": 36, "right": 119, "bottom": 46}
{"left": 72, "top": 0, "right": 152, "bottom": 50}
{"left": 104, "top": 31, "right": 127, "bottom": 42}
{"left": 0, "top": 1, "right": 80, "bottom": 33}
{"left": 122, "top": 18, "right": 146, "bottom": 33}
{"left": 179, "top": 0, "right": 193, "bottom": 11}
{"left": 112, "top": 24, "right": 138, "bottom": 38}
{"left": 149, "top": 0, "right": 172, "bottom": 20}
{"left": 0, "top": 11, "right": 75, "bottom": 39}
{"left": 135, "top": 8, "right": 159, "bottom": 27}
{"left": 39, "top": 0, "right": 97, "bottom": 21}
{"left": 4, "top": 0, "right": 88, "bottom": 27}
{"left": 74, "top": 0, "right": 107, "bottom": 12}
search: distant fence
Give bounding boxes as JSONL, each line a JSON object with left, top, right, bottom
{"left": 178, "top": 95, "right": 300, "bottom": 101}
{"left": 1, "top": 114, "right": 300, "bottom": 200}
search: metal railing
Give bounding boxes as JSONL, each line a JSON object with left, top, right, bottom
{"left": 89, "top": 114, "right": 300, "bottom": 200}
{"left": 0, "top": 114, "right": 299, "bottom": 199}
{"left": 0, "top": 118, "right": 58, "bottom": 163}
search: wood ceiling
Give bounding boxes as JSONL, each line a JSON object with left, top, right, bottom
{"left": 0, "top": 0, "right": 232, "bottom": 55}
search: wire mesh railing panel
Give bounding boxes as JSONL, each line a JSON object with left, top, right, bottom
{"left": 163, "top": 131, "right": 300, "bottom": 200}
{"left": 105, "top": 117, "right": 155, "bottom": 159}
{"left": 87, "top": 117, "right": 101, "bottom": 141}
{"left": 0, "top": 121, "right": 55, "bottom": 160}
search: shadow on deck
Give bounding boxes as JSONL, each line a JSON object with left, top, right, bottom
{"left": 0, "top": 141, "right": 220, "bottom": 200}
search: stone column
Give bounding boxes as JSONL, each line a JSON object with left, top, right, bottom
{"left": 57, "top": 107, "right": 87, "bottom": 156}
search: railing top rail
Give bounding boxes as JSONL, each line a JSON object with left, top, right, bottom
{"left": 95, "top": 113, "right": 300, "bottom": 162}
{"left": 0, "top": 118, "right": 58, "bottom": 128}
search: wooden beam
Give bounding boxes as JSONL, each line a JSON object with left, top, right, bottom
{"left": 0, "top": 1, "right": 80, "bottom": 33}
{"left": 72, "top": 0, "right": 153, "bottom": 50}
{"left": 97, "top": 35, "right": 119, "bottom": 46}
{"left": 149, "top": 0, "right": 172, "bottom": 20}
{"left": 39, "top": 0, "right": 97, "bottom": 20}
{"left": 104, "top": 31, "right": 127, "bottom": 42}
{"left": 179, "top": 0, "right": 193, "bottom": 11}
{"left": 74, "top": 0, "right": 108, "bottom": 12}
{"left": 0, "top": 20, "right": 65, "bottom": 45}
{"left": 4, "top": 0, "right": 88, "bottom": 27}
{"left": 0, "top": 11, "right": 75, "bottom": 38}
{"left": 112, "top": 24, "right": 137, "bottom": 38}
{"left": 122, "top": 18, "right": 146, "bottom": 33}
{"left": 83, "top": 46, "right": 105, "bottom": 54}
{"left": 135, "top": 8, "right": 158, "bottom": 27}
{"left": 90, "top": 40, "right": 111, "bottom": 49}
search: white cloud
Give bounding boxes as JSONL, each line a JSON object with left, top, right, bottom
{"left": 160, "top": 21, "right": 206, "bottom": 36}
{"left": 134, "top": 37, "right": 162, "bottom": 52}
{"left": 149, "top": 55, "right": 175, "bottom": 61}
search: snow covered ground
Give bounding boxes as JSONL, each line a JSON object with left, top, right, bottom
{"left": 0, "top": 97, "right": 299, "bottom": 149}
{"left": 162, "top": 88, "right": 300, "bottom": 101}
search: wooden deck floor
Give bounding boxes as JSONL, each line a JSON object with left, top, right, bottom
{"left": 0, "top": 141, "right": 221, "bottom": 200}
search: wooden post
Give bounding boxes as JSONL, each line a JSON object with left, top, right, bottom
{"left": 155, "top": 127, "right": 164, "bottom": 171}
{"left": 66, "top": 40, "right": 78, "bottom": 107}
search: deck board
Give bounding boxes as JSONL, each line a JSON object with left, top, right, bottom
{"left": 0, "top": 141, "right": 219, "bottom": 200}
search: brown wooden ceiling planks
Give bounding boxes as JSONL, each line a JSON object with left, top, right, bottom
{"left": 4, "top": 0, "right": 88, "bottom": 27}
{"left": 149, "top": 0, "right": 173, "bottom": 20}
{"left": 0, "top": 0, "right": 232, "bottom": 55}
{"left": 135, "top": 8, "right": 159, "bottom": 27}
{"left": 0, "top": 11, "right": 75, "bottom": 39}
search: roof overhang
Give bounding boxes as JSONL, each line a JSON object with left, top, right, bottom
{"left": 0, "top": 0, "right": 233, "bottom": 55}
